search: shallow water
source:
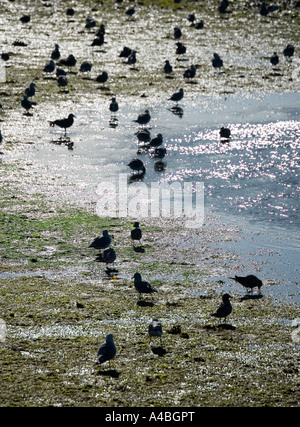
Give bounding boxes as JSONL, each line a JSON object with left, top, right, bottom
{"left": 3, "top": 91, "right": 299, "bottom": 303}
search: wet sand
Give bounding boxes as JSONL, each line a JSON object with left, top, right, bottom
{"left": 0, "top": 0, "right": 300, "bottom": 407}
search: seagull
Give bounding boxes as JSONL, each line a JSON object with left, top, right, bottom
{"left": 127, "top": 50, "right": 137, "bottom": 65}
{"left": 154, "top": 146, "right": 166, "bottom": 159}
{"left": 131, "top": 222, "right": 142, "bottom": 245}
{"left": 283, "top": 44, "right": 294, "bottom": 59}
{"left": 91, "top": 34, "right": 105, "bottom": 47}
{"left": 96, "top": 71, "right": 108, "bottom": 84}
{"left": 148, "top": 318, "right": 163, "bottom": 345}
{"left": 270, "top": 52, "right": 279, "bottom": 66}
{"left": 220, "top": 127, "right": 231, "bottom": 139}
{"left": 164, "top": 60, "right": 173, "bottom": 75}
{"left": 85, "top": 17, "right": 96, "bottom": 29}
{"left": 97, "top": 334, "right": 116, "bottom": 367}
{"left": 109, "top": 97, "right": 119, "bottom": 116}
{"left": 150, "top": 133, "right": 163, "bottom": 148}
{"left": 183, "top": 64, "right": 196, "bottom": 79}
{"left": 173, "top": 27, "right": 182, "bottom": 39}
{"left": 136, "top": 128, "right": 151, "bottom": 142}
{"left": 218, "top": 0, "right": 229, "bottom": 13}
{"left": 176, "top": 42, "right": 186, "bottom": 55}
{"left": 49, "top": 113, "right": 75, "bottom": 135}
{"left": 128, "top": 158, "right": 146, "bottom": 175}
{"left": 168, "top": 88, "right": 184, "bottom": 104}
{"left": 230, "top": 275, "right": 263, "bottom": 294}
{"left": 43, "top": 59, "right": 55, "bottom": 73}
{"left": 195, "top": 20, "right": 204, "bottom": 29}
{"left": 25, "top": 82, "right": 35, "bottom": 99}
{"left": 59, "top": 54, "right": 76, "bottom": 67}
{"left": 57, "top": 75, "right": 68, "bottom": 88}
{"left": 125, "top": 7, "right": 135, "bottom": 17}
{"left": 212, "top": 53, "right": 223, "bottom": 69}
{"left": 119, "top": 46, "right": 132, "bottom": 58}
{"left": 21, "top": 95, "right": 32, "bottom": 115}
{"left": 133, "top": 110, "right": 151, "bottom": 126}
{"left": 132, "top": 272, "right": 157, "bottom": 299}
{"left": 211, "top": 293, "right": 232, "bottom": 323}
{"left": 51, "top": 44, "right": 60, "bottom": 61}
{"left": 100, "top": 247, "right": 117, "bottom": 268}
{"left": 89, "top": 230, "right": 111, "bottom": 250}
{"left": 80, "top": 61, "right": 93, "bottom": 73}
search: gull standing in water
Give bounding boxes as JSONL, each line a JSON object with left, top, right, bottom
{"left": 49, "top": 113, "right": 76, "bottom": 136}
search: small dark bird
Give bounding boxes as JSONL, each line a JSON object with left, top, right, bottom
{"left": 164, "top": 60, "right": 173, "bottom": 74}
{"left": 150, "top": 134, "right": 163, "bottom": 148}
{"left": 57, "top": 75, "right": 68, "bottom": 88}
{"left": 56, "top": 68, "right": 67, "bottom": 77}
{"left": 230, "top": 275, "right": 263, "bottom": 294}
{"left": 195, "top": 20, "right": 204, "bottom": 29}
{"left": 97, "top": 334, "right": 116, "bottom": 366}
{"left": 21, "top": 95, "right": 32, "bottom": 115}
{"left": 270, "top": 52, "right": 279, "bottom": 66}
{"left": 283, "top": 44, "right": 294, "bottom": 59}
{"left": 85, "top": 18, "right": 96, "bottom": 29}
{"left": 154, "top": 146, "right": 166, "bottom": 159}
{"left": 211, "top": 293, "right": 232, "bottom": 323}
{"left": 96, "top": 24, "right": 105, "bottom": 37}
{"left": 101, "top": 247, "right": 117, "bottom": 267}
{"left": 119, "top": 46, "right": 132, "bottom": 58}
{"left": 187, "top": 13, "right": 196, "bottom": 24}
{"left": 183, "top": 64, "right": 196, "bottom": 79}
{"left": 91, "top": 34, "right": 105, "bottom": 47}
{"left": 25, "top": 82, "right": 35, "bottom": 99}
{"left": 109, "top": 97, "right": 119, "bottom": 115}
{"left": 259, "top": 2, "right": 269, "bottom": 16}
{"left": 20, "top": 15, "right": 30, "bottom": 23}
{"left": 51, "top": 44, "right": 60, "bottom": 61}
{"left": 132, "top": 272, "right": 157, "bottom": 298}
{"left": 148, "top": 318, "right": 163, "bottom": 345}
{"left": 173, "top": 27, "right": 182, "bottom": 39}
{"left": 128, "top": 158, "right": 146, "bottom": 175}
{"left": 133, "top": 110, "right": 151, "bottom": 126}
{"left": 1, "top": 53, "right": 9, "bottom": 61}
{"left": 131, "top": 222, "right": 142, "bottom": 245}
{"left": 220, "top": 127, "right": 231, "bottom": 139}
{"left": 136, "top": 128, "right": 151, "bottom": 142}
{"left": 49, "top": 113, "right": 75, "bottom": 135}
{"left": 96, "top": 71, "right": 108, "bottom": 84}
{"left": 66, "top": 8, "right": 75, "bottom": 16}
{"left": 43, "top": 59, "right": 55, "bottom": 73}
{"left": 80, "top": 61, "right": 93, "bottom": 73}
{"left": 127, "top": 50, "right": 137, "bottom": 65}
{"left": 125, "top": 7, "right": 135, "bottom": 17}
{"left": 176, "top": 42, "right": 186, "bottom": 55}
{"left": 59, "top": 54, "right": 76, "bottom": 67}
{"left": 218, "top": 0, "right": 229, "bottom": 13}
{"left": 212, "top": 53, "right": 223, "bottom": 69}
{"left": 168, "top": 88, "right": 184, "bottom": 103}
{"left": 89, "top": 230, "right": 111, "bottom": 250}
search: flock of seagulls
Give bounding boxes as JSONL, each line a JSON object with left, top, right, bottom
{"left": 89, "top": 225, "right": 264, "bottom": 368}
{"left": 0, "top": 0, "right": 291, "bottom": 370}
